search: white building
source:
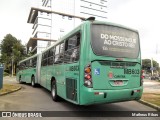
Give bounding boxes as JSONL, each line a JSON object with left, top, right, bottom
{"left": 27, "top": 0, "right": 107, "bottom": 54}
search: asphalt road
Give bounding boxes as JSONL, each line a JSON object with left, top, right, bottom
{"left": 0, "top": 77, "right": 159, "bottom": 120}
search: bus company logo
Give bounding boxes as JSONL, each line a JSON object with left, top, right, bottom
{"left": 2, "top": 112, "right": 12, "bottom": 117}
{"left": 94, "top": 68, "right": 100, "bottom": 75}
{"left": 114, "top": 75, "right": 125, "bottom": 78}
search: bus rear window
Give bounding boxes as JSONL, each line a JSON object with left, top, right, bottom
{"left": 91, "top": 24, "right": 140, "bottom": 58}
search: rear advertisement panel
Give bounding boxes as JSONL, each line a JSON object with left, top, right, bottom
{"left": 91, "top": 24, "right": 140, "bottom": 58}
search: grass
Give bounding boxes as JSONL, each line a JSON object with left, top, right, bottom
{"left": 142, "top": 93, "right": 160, "bottom": 106}
{"left": 0, "top": 84, "right": 20, "bottom": 95}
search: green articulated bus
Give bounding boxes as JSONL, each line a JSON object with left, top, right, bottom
{"left": 16, "top": 54, "right": 41, "bottom": 87}
{"left": 17, "top": 18, "right": 143, "bottom": 105}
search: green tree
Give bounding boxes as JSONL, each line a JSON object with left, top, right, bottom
{"left": 142, "top": 59, "right": 160, "bottom": 73}
{"left": 0, "top": 34, "right": 26, "bottom": 74}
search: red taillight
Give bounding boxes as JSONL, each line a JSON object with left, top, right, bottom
{"left": 140, "top": 69, "right": 144, "bottom": 86}
{"left": 84, "top": 64, "right": 92, "bottom": 87}
{"left": 108, "top": 72, "right": 113, "bottom": 79}
{"left": 141, "top": 70, "right": 145, "bottom": 79}
{"left": 141, "top": 76, "right": 144, "bottom": 79}
{"left": 85, "top": 74, "right": 91, "bottom": 80}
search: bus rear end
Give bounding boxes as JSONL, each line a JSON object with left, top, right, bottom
{"left": 80, "top": 22, "right": 143, "bottom": 105}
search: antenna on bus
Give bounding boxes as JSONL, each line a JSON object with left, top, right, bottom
{"left": 85, "top": 17, "right": 95, "bottom": 21}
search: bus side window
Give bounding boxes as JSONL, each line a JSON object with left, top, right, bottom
{"left": 64, "top": 32, "right": 80, "bottom": 63}
{"left": 65, "top": 40, "right": 68, "bottom": 51}
{"left": 26, "top": 60, "right": 30, "bottom": 68}
{"left": 54, "top": 45, "right": 60, "bottom": 64}
{"left": 30, "top": 59, "right": 33, "bottom": 67}
{"left": 73, "top": 33, "right": 80, "bottom": 61}
{"left": 19, "top": 63, "right": 21, "bottom": 70}
{"left": 54, "top": 42, "right": 64, "bottom": 64}
{"left": 59, "top": 42, "right": 64, "bottom": 63}
{"left": 33, "top": 57, "right": 37, "bottom": 67}
{"left": 34, "top": 57, "right": 36, "bottom": 67}
{"left": 21, "top": 63, "right": 23, "bottom": 70}
{"left": 44, "top": 51, "right": 48, "bottom": 66}
{"left": 22, "top": 62, "right": 25, "bottom": 70}
{"left": 25, "top": 61, "right": 27, "bottom": 69}
{"left": 48, "top": 47, "right": 55, "bottom": 65}
{"left": 23, "top": 62, "right": 26, "bottom": 69}
{"left": 42, "top": 53, "right": 45, "bottom": 66}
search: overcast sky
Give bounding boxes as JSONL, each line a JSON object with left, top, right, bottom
{"left": 0, "top": 0, "right": 160, "bottom": 62}
{"left": 0, "top": 0, "right": 39, "bottom": 45}
{"left": 107, "top": 0, "right": 160, "bottom": 62}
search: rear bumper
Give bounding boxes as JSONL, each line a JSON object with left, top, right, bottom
{"left": 79, "top": 86, "right": 143, "bottom": 105}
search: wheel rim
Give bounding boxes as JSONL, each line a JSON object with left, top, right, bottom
{"left": 31, "top": 77, "right": 34, "bottom": 86}
{"left": 19, "top": 77, "right": 21, "bottom": 83}
{"left": 32, "top": 80, "right": 34, "bottom": 86}
{"left": 52, "top": 84, "right": 55, "bottom": 97}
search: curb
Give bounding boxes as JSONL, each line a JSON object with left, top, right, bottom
{"left": 138, "top": 100, "right": 160, "bottom": 111}
{"left": 0, "top": 86, "right": 21, "bottom": 96}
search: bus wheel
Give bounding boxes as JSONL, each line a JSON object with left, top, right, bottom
{"left": 19, "top": 76, "right": 22, "bottom": 84}
{"left": 51, "top": 80, "right": 59, "bottom": 102}
{"left": 31, "top": 76, "right": 36, "bottom": 87}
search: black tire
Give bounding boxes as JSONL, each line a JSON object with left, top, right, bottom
{"left": 31, "top": 76, "right": 36, "bottom": 87}
{"left": 51, "top": 80, "right": 59, "bottom": 102}
{"left": 19, "top": 76, "right": 22, "bottom": 84}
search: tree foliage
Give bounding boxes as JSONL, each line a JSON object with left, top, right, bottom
{"left": 142, "top": 59, "right": 160, "bottom": 73}
{"left": 0, "top": 34, "right": 26, "bottom": 73}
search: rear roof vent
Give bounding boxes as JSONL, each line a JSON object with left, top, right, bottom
{"left": 85, "top": 17, "right": 95, "bottom": 21}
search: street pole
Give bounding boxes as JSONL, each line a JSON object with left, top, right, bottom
{"left": 12, "top": 56, "right": 13, "bottom": 77}
{"left": 11, "top": 46, "right": 14, "bottom": 77}
{"left": 151, "top": 58, "right": 153, "bottom": 76}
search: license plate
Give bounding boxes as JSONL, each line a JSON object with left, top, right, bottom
{"left": 114, "top": 80, "right": 123, "bottom": 86}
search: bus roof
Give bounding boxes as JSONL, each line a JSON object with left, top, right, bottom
{"left": 41, "top": 20, "right": 139, "bottom": 53}
{"left": 19, "top": 53, "right": 40, "bottom": 64}
{"left": 91, "top": 20, "right": 139, "bottom": 32}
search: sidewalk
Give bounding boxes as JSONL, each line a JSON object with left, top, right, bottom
{"left": 143, "top": 79, "right": 160, "bottom": 93}
{"left": 140, "top": 79, "right": 160, "bottom": 111}
{"left": 0, "top": 76, "right": 21, "bottom": 96}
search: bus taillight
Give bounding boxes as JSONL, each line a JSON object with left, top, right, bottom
{"left": 85, "top": 67, "right": 91, "bottom": 73}
{"left": 140, "top": 70, "right": 144, "bottom": 86}
{"left": 85, "top": 74, "right": 91, "bottom": 80}
{"left": 84, "top": 64, "right": 92, "bottom": 87}
{"left": 108, "top": 72, "right": 113, "bottom": 79}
